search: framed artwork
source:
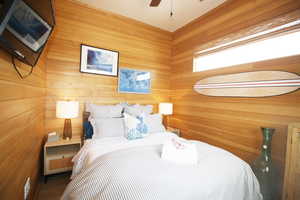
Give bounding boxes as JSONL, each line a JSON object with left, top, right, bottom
{"left": 6, "top": 0, "right": 53, "bottom": 52}
{"left": 80, "top": 44, "right": 119, "bottom": 76}
{"left": 118, "top": 68, "right": 151, "bottom": 94}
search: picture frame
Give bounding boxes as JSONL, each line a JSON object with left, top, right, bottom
{"left": 6, "top": 0, "right": 53, "bottom": 52}
{"left": 80, "top": 44, "right": 119, "bottom": 77}
{"left": 118, "top": 68, "right": 151, "bottom": 94}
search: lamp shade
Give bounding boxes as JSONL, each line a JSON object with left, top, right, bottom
{"left": 159, "top": 103, "right": 173, "bottom": 115}
{"left": 56, "top": 101, "right": 79, "bottom": 119}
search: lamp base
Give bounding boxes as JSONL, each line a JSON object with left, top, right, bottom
{"left": 63, "top": 119, "right": 72, "bottom": 139}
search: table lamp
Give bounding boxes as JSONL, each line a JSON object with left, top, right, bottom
{"left": 56, "top": 101, "right": 79, "bottom": 139}
{"left": 159, "top": 102, "right": 173, "bottom": 127}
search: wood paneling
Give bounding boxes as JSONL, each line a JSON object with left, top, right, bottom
{"left": 3, "top": 0, "right": 298, "bottom": 198}
{"left": 0, "top": 47, "right": 47, "bottom": 199}
{"left": 171, "top": 0, "right": 300, "bottom": 199}
{"left": 45, "top": 0, "right": 172, "bottom": 138}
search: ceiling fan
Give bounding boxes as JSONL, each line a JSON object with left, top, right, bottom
{"left": 150, "top": 0, "right": 162, "bottom": 7}
{"left": 150, "top": 0, "right": 204, "bottom": 7}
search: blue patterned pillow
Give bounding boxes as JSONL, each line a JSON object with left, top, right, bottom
{"left": 83, "top": 121, "right": 94, "bottom": 139}
{"left": 124, "top": 113, "right": 148, "bottom": 140}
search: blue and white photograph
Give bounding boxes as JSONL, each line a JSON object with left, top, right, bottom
{"left": 118, "top": 68, "right": 151, "bottom": 94}
{"left": 80, "top": 44, "right": 119, "bottom": 76}
{"left": 6, "top": 0, "right": 52, "bottom": 52}
{"left": 87, "top": 50, "right": 113, "bottom": 72}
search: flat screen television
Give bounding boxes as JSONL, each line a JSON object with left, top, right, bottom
{"left": 0, "top": 0, "right": 55, "bottom": 66}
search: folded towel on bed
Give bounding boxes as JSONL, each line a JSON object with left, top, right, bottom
{"left": 161, "top": 137, "right": 198, "bottom": 165}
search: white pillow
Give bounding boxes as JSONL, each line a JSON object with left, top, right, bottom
{"left": 86, "top": 103, "right": 123, "bottom": 118}
{"left": 117, "top": 102, "right": 129, "bottom": 109}
{"left": 124, "top": 104, "right": 153, "bottom": 116}
{"left": 92, "top": 118, "right": 125, "bottom": 139}
{"left": 134, "top": 104, "right": 153, "bottom": 114}
{"left": 144, "top": 114, "right": 166, "bottom": 133}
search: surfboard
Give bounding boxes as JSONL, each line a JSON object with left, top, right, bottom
{"left": 194, "top": 71, "right": 300, "bottom": 97}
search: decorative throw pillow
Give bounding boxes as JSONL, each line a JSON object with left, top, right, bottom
{"left": 124, "top": 113, "right": 148, "bottom": 140}
{"left": 83, "top": 121, "right": 94, "bottom": 139}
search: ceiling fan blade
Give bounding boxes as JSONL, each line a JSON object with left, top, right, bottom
{"left": 150, "top": 0, "right": 161, "bottom": 7}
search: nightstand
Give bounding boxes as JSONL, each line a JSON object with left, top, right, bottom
{"left": 44, "top": 138, "right": 81, "bottom": 181}
{"left": 167, "top": 127, "right": 180, "bottom": 137}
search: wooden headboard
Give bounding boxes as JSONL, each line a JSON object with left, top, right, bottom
{"left": 82, "top": 111, "right": 90, "bottom": 140}
{"left": 83, "top": 111, "right": 90, "bottom": 123}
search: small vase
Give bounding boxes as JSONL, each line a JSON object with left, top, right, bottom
{"left": 251, "top": 127, "right": 278, "bottom": 200}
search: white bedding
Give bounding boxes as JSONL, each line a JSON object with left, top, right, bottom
{"left": 71, "top": 132, "right": 177, "bottom": 179}
{"left": 65, "top": 132, "right": 262, "bottom": 200}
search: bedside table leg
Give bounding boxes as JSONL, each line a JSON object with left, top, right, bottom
{"left": 44, "top": 175, "right": 48, "bottom": 184}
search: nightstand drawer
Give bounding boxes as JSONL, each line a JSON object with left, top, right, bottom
{"left": 49, "top": 156, "right": 73, "bottom": 170}
{"left": 44, "top": 138, "right": 81, "bottom": 176}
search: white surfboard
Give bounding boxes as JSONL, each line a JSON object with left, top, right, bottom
{"left": 194, "top": 71, "right": 300, "bottom": 97}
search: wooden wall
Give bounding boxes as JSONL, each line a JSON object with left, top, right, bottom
{"left": 45, "top": 0, "right": 172, "bottom": 138}
{"left": 0, "top": 49, "right": 47, "bottom": 199}
{"left": 171, "top": 0, "right": 300, "bottom": 197}
{"left": 1, "top": 0, "right": 299, "bottom": 198}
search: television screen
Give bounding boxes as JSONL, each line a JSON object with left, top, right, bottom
{"left": 0, "top": 0, "right": 55, "bottom": 66}
{"left": 6, "top": 0, "right": 52, "bottom": 52}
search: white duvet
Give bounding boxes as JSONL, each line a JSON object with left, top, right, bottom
{"left": 63, "top": 132, "right": 262, "bottom": 200}
{"left": 71, "top": 132, "right": 179, "bottom": 179}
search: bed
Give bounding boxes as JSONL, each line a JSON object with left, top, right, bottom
{"left": 61, "top": 104, "right": 262, "bottom": 200}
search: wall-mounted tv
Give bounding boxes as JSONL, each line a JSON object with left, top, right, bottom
{"left": 0, "top": 0, "right": 55, "bottom": 66}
